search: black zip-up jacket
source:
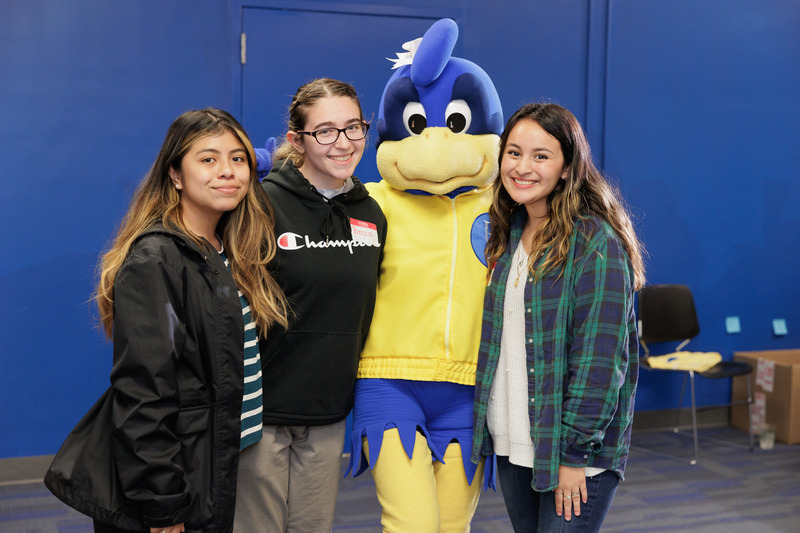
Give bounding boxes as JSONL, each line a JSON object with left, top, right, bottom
{"left": 45, "top": 225, "right": 244, "bottom": 532}
{"left": 260, "top": 160, "right": 386, "bottom": 425}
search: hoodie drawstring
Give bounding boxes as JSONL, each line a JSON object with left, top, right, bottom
{"left": 320, "top": 201, "right": 352, "bottom": 241}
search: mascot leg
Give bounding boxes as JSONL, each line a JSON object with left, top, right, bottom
{"left": 365, "top": 428, "right": 441, "bottom": 532}
{"left": 434, "top": 442, "right": 485, "bottom": 533}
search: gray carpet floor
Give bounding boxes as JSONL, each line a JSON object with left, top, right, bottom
{"left": 1, "top": 427, "right": 798, "bottom": 532}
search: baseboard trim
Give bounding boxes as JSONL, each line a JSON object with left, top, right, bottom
{"left": 0, "top": 455, "right": 54, "bottom": 483}
{"left": 0, "top": 408, "right": 737, "bottom": 484}
{"left": 633, "top": 406, "right": 732, "bottom": 431}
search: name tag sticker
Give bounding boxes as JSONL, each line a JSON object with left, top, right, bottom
{"left": 350, "top": 218, "right": 379, "bottom": 246}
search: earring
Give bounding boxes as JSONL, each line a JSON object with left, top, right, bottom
{"left": 169, "top": 169, "right": 182, "bottom": 190}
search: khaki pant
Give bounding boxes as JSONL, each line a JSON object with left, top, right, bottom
{"left": 233, "top": 420, "right": 346, "bottom": 533}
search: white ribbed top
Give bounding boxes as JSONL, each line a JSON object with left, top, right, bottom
{"left": 487, "top": 240, "right": 534, "bottom": 468}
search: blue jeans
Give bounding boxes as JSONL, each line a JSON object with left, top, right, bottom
{"left": 496, "top": 455, "right": 619, "bottom": 532}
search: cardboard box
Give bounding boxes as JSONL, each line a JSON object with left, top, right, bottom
{"left": 730, "top": 349, "right": 800, "bottom": 445}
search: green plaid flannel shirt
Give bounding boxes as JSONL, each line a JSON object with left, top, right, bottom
{"left": 471, "top": 212, "right": 638, "bottom": 492}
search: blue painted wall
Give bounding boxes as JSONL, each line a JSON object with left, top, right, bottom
{"left": 604, "top": 0, "right": 800, "bottom": 409}
{"left": 1, "top": 0, "right": 797, "bottom": 458}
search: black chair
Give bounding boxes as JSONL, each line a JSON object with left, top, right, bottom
{"left": 638, "top": 283, "right": 754, "bottom": 464}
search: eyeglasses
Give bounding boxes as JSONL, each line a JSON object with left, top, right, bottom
{"left": 297, "top": 123, "right": 369, "bottom": 145}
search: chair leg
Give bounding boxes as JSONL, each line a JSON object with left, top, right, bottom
{"left": 746, "top": 373, "right": 755, "bottom": 452}
{"left": 689, "top": 371, "right": 699, "bottom": 465}
{"left": 674, "top": 373, "right": 689, "bottom": 431}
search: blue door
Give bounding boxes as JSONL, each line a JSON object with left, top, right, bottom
{"left": 234, "top": 2, "right": 461, "bottom": 184}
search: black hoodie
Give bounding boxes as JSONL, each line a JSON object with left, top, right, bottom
{"left": 260, "top": 160, "right": 386, "bottom": 425}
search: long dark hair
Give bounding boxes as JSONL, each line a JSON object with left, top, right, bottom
{"left": 96, "top": 108, "right": 288, "bottom": 337}
{"left": 485, "top": 103, "right": 645, "bottom": 289}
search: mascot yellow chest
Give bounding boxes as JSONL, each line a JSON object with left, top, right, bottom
{"left": 357, "top": 181, "right": 492, "bottom": 385}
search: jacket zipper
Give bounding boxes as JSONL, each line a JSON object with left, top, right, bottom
{"left": 443, "top": 196, "right": 459, "bottom": 360}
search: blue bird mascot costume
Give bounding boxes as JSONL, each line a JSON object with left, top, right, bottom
{"left": 346, "top": 19, "right": 503, "bottom": 532}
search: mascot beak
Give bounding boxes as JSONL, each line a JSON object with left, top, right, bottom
{"left": 376, "top": 128, "right": 499, "bottom": 195}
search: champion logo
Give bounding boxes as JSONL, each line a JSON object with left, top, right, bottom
{"left": 278, "top": 232, "right": 305, "bottom": 250}
{"left": 277, "top": 231, "right": 380, "bottom": 254}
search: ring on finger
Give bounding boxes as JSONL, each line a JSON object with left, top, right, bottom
{"left": 572, "top": 491, "right": 580, "bottom": 495}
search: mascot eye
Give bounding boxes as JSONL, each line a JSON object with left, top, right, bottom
{"left": 402, "top": 102, "right": 427, "bottom": 135}
{"left": 445, "top": 99, "right": 472, "bottom": 134}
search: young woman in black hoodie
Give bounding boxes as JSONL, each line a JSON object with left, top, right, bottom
{"left": 233, "top": 79, "right": 386, "bottom": 533}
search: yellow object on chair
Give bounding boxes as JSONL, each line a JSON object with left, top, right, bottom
{"left": 646, "top": 351, "right": 722, "bottom": 372}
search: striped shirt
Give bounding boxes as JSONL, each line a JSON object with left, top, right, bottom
{"left": 220, "top": 250, "right": 264, "bottom": 450}
{"left": 471, "top": 213, "right": 638, "bottom": 492}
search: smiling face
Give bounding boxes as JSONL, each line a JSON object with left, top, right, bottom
{"left": 169, "top": 130, "right": 250, "bottom": 239}
{"left": 500, "top": 118, "right": 567, "bottom": 219}
{"left": 288, "top": 95, "right": 366, "bottom": 190}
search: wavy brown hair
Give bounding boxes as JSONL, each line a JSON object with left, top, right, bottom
{"left": 486, "top": 103, "right": 645, "bottom": 290}
{"left": 95, "top": 108, "right": 288, "bottom": 338}
{"left": 273, "top": 78, "right": 364, "bottom": 168}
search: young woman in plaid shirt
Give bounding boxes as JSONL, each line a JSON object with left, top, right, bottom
{"left": 472, "top": 103, "right": 645, "bottom": 532}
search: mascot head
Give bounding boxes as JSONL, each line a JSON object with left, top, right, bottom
{"left": 376, "top": 18, "right": 503, "bottom": 195}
